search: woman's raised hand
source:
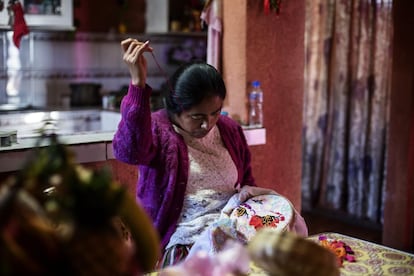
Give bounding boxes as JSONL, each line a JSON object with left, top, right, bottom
{"left": 121, "top": 38, "right": 153, "bottom": 88}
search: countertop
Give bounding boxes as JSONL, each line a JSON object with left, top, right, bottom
{"left": 0, "top": 128, "right": 266, "bottom": 173}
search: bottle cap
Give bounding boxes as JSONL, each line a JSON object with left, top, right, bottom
{"left": 252, "top": 80, "right": 260, "bottom": 87}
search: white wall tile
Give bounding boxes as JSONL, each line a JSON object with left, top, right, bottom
{"left": 99, "top": 42, "right": 123, "bottom": 69}
{"left": 32, "top": 41, "right": 55, "bottom": 69}
{"left": 72, "top": 41, "right": 100, "bottom": 69}
{"left": 53, "top": 41, "right": 75, "bottom": 69}
{"left": 0, "top": 33, "right": 206, "bottom": 108}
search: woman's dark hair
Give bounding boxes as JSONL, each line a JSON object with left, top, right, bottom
{"left": 163, "top": 61, "right": 226, "bottom": 116}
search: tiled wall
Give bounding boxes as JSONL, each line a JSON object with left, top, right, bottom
{"left": 0, "top": 31, "right": 207, "bottom": 108}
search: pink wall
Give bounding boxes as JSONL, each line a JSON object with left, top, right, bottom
{"left": 222, "top": 2, "right": 414, "bottom": 252}
{"left": 223, "top": 0, "right": 305, "bottom": 210}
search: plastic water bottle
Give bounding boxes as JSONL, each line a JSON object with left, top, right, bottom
{"left": 248, "top": 80, "right": 263, "bottom": 128}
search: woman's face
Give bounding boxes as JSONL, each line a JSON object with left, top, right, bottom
{"left": 173, "top": 95, "right": 223, "bottom": 138}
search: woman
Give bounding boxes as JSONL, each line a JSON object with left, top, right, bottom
{"left": 112, "top": 38, "right": 306, "bottom": 268}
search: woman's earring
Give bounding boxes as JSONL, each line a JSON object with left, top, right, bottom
{"left": 201, "top": 121, "right": 207, "bottom": 129}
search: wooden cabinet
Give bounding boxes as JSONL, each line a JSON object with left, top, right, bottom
{"left": 0, "top": 0, "right": 206, "bottom": 33}
{"left": 168, "top": 0, "right": 205, "bottom": 32}
{"left": 73, "top": 0, "right": 146, "bottom": 33}
{"left": 74, "top": 0, "right": 205, "bottom": 34}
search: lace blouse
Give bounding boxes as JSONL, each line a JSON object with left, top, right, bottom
{"left": 166, "top": 125, "right": 238, "bottom": 248}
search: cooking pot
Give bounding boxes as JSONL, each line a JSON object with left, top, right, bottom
{"left": 69, "top": 83, "right": 102, "bottom": 107}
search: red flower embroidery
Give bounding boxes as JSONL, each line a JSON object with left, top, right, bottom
{"left": 249, "top": 212, "right": 285, "bottom": 230}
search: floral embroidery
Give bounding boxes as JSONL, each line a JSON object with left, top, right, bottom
{"left": 249, "top": 212, "right": 285, "bottom": 230}
{"left": 251, "top": 199, "right": 264, "bottom": 204}
{"left": 234, "top": 206, "right": 248, "bottom": 217}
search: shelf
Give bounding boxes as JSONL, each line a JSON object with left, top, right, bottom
{"left": 242, "top": 127, "right": 266, "bottom": 146}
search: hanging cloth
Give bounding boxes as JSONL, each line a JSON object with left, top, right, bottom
{"left": 8, "top": 1, "right": 29, "bottom": 48}
{"left": 200, "top": 0, "right": 222, "bottom": 71}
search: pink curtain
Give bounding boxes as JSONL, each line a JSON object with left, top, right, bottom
{"left": 201, "top": 0, "right": 222, "bottom": 71}
{"left": 302, "top": 0, "right": 393, "bottom": 223}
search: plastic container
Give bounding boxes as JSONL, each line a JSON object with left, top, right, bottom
{"left": 220, "top": 111, "right": 229, "bottom": 117}
{"left": 248, "top": 80, "right": 263, "bottom": 128}
{"left": 0, "top": 131, "right": 11, "bottom": 147}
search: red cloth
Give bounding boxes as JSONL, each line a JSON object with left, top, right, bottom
{"left": 12, "top": 2, "right": 29, "bottom": 48}
{"left": 264, "top": 0, "right": 270, "bottom": 15}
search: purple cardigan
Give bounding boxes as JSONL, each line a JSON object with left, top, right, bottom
{"left": 112, "top": 84, "right": 256, "bottom": 249}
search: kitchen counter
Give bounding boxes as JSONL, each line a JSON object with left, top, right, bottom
{"left": 0, "top": 127, "right": 266, "bottom": 173}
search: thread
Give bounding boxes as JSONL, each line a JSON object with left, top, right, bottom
{"left": 150, "top": 51, "right": 186, "bottom": 111}
{"left": 150, "top": 51, "right": 175, "bottom": 95}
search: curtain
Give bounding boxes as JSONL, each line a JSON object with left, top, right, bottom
{"left": 302, "top": 0, "right": 393, "bottom": 223}
{"left": 201, "top": 0, "right": 223, "bottom": 71}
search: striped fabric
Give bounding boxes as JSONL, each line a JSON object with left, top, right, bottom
{"left": 156, "top": 244, "right": 192, "bottom": 269}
